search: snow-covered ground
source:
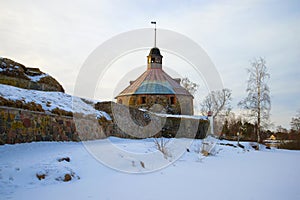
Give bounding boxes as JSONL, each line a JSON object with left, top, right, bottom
{"left": 1, "top": 83, "right": 299, "bottom": 199}
{"left": 0, "top": 84, "right": 111, "bottom": 120}
{"left": 1, "top": 138, "right": 299, "bottom": 200}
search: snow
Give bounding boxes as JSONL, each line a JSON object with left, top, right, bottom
{"left": 26, "top": 73, "right": 48, "bottom": 82}
{"left": 155, "top": 113, "right": 208, "bottom": 120}
{"left": 0, "top": 83, "right": 299, "bottom": 199}
{"left": 0, "top": 84, "right": 111, "bottom": 120}
{"left": 0, "top": 138, "right": 299, "bottom": 200}
{"left": 139, "top": 108, "right": 208, "bottom": 120}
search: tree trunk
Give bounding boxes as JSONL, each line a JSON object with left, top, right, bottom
{"left": 257, "top": 114, "right": 261, "bottom": 143}
{"left": 257, "top": 68, "right": 261, "bottom": 145}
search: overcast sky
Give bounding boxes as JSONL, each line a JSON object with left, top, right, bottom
{"left": 0, "top": 0, "right": 299, "bottom": 129}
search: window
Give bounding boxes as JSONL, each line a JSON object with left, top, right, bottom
{"left": 170, "top": 97, "right": 175, "bottom": 105}
{"left": 118, "top": 99, "right": 122, "bottom": 104}
{"left": 129, "top": 97, "right": 136, "bottom": 105}
{"left": 141, "top": 96, "right": 146, "bottom": 104}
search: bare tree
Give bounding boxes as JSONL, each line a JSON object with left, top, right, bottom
{"left": 201, "top": 88, "right": 232, "bottom": 118}
{"left": 291, "top": 110, "right": 300, "bottom": 132}
{"left": 201, "top": 88, "right": 232, "bottom": 135}
{"left": 181, "top": 77, "right": 199, "bottom": 96}
{"left": 238, "top": 57, "right": 271, "bottom": 144}
{"left": 276, "top": 125, "right": 288, "bottom": 133}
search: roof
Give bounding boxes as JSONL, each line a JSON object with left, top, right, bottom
{"left": 148, "top": 47, "right": 162, "bottom": 57}
{"left": 116, "top": 68, "right": 193, "bottom": 97}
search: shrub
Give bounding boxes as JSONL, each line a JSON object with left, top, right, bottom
{"left": 154, "top": 137, "right": 171, "bottom": 158}
{"left": 0, "top": 97, "right": 44, "bottom": 112}
{"left": 278, "top": 140, "right": 300, "bottom": 150}
{"left": 51, "top": 107, "right": 73, "bottom": 117}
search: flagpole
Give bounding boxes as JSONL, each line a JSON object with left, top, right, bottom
{"left": 151, "top": 21, "right": 156, "bottom": 47}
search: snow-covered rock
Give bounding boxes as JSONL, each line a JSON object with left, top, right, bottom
{"left": 0, "top": 57, "right": 64, "bottom": 92}
{"left": 0, "top": 84, "right": 110, "bottom": 120}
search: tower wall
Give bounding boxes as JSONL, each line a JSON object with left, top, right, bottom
{"left": 116, "top": 94, "right": 193, "bottom": 115}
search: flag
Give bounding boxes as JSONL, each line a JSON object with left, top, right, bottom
{"left": 151, "top": 21, "right": 156, "bottom": 24}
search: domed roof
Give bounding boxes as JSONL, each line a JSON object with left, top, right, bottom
{"left": 116, "top": 46, "right": 192, "bottom": 98}
{"left": 116, "top": 68, "right": 193, "bottom": 97}
{"left": 148, "top": 47, "right": 162, "bottom": 57}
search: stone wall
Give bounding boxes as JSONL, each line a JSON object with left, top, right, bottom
{"left": 116, "top": 94, "right": 194, "bottom": 115}
{"left": 0, "top": 102, "right": 208, "bottom": 145}
{"left": 0, "top": 106, "right": 110, "bottom": 144}
{"left": 95, "top": 101, "right": 208, "bottom": 139}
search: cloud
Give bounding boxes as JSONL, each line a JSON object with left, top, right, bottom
{"left": 0, "top": 0, "right": 299, "bottom": 128}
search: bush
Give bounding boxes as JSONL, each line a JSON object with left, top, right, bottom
{"left": 278, "top": 140, "right": 300, "bottom": 150}
{"left": 0, "top": 97, "right": 44, "bottom": 112}
{"left": 201, "top": 136, "right": 219, "bottom": 156}
{"left": 51, "top": 107, "right": 73, "bottom": 117}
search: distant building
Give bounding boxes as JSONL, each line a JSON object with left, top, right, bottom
{"left": 269, "top": 134, "right": 276, "bottom": 140}
{"left": 115, "top": 46, "right": 194, "bottom": 115}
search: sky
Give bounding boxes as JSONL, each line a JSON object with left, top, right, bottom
{"left": 0, "top": 0, "right": 299, "bottom": 129}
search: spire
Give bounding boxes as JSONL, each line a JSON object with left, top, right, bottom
{"left": 151, "top": 21, "right": 156, "bottom": 47}
{"left": 148, "top": 21, "right": 162, "bottom": 69}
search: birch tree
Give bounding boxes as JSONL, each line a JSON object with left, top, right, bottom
{"left": 238, "top": 57, "right": 271, "bottom": 144}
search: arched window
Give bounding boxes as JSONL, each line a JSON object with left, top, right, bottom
{"left": 141, "top": 96, "right": 146, "bottom": 104}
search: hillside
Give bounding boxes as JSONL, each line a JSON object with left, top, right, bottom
{"left": 0, "top": 84, "right": 110, "bottom": 119}
{"left": 0, "top": 57, "right": 64, "bottom": 92}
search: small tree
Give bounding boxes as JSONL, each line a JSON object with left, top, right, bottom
{"left": 153, "top": 137, "right": 170, "bottom": 159}
{"left": 238, "top": 57, "right": 271, "bottom": 144}
{"left": 181, "top": 77, "right": 199, "bottom": 96}
{"left": 291, "top": 110, "right": 300, "bottom": 132}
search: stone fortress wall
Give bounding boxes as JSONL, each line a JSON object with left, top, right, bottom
{"left": 0, "top": 102, "right": 208, "bottom": 145}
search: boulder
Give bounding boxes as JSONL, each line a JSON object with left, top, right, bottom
{"left": 0, "top": 57, "right": 64, "bottom": 92}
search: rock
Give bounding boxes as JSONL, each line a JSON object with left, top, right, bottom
{"left": 0, "top": 57, "right": 64, "bottom": 92}
{"left": 36, "top": 173, "right": 46, "bottom": 180}
{"left": 201, "top": 150, "right": 209, "bottom": 156}
{"left": 57, "top": 157, "right": 70, "bottom": 162}
{"left": 251, "top": 144, "right": 259, "bottom": 150}
{"left": 63, "top": 174, "right": 72, "bottom": 182}
{"left": 140, "top": 161, "right": 145, "bottom": 168}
